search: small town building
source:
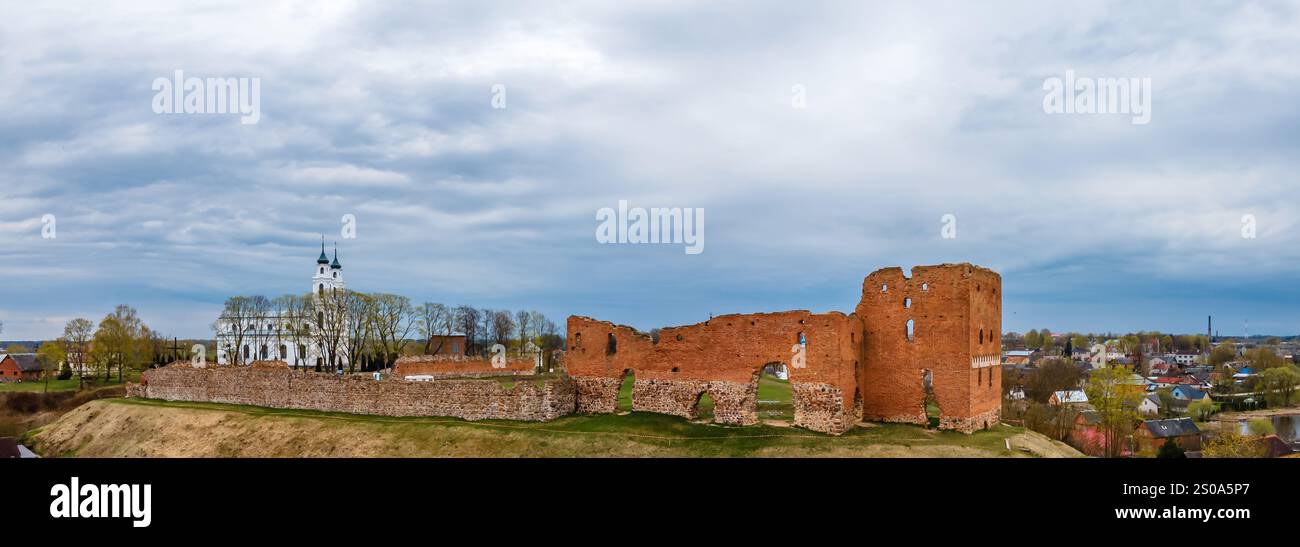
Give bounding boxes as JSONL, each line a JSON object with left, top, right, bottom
{"left": 1135, "top": 417, "right": 1201, "bottom": 454}
{"left": 0, "top": 354, "right": 41, "bottom": 383}
{"left": 1049, "top": 390, "right": 1089, "bottom": 406}
{"left": 1170, "top": 386, "right": 1211, "bottom": 402}
{"left": 1139, "top": 394, "right": 1161, "bottom": 416}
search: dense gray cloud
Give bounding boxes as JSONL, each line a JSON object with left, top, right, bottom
{"left": 1, "top": 0, "right": 1298, "bottom": 339}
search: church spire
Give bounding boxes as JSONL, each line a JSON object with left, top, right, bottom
{"left": 317, "top": 236, "right": 329, "bottom": 264}
{"left": 331, "top": 242, "right": 342, "bottom": 269}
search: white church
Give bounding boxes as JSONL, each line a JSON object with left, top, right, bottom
{"left": 215, "top": 242, "right": 350, "bottom": 369}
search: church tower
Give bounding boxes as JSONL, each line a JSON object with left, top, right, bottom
{"left": 312, "top": 239, "right": 346, "bottom": 297}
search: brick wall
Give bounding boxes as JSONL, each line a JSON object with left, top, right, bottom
{"left": 565, "top": 310, "right": 862, "bottom": 434}
{"left": 392, "top": 354, "right": 537, "bottom": 379}
{"left": 856, "top": 264, "right": 1001, "bottom": 433}
{"left": 566, "top": 263, "right": 1001, "bottom": 435}
{"left": 129, "top": 362, "right": 574, "bottom": 422}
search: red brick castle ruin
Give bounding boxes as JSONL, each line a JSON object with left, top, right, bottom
{"left": 565, "top": 263, "right": 1002, "bottom": 435}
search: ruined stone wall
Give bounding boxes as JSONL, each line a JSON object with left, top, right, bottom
{"left": 392, "top": 354, "right": 536, "bottom": 379}
{"left": 131, "top": 362, "right": 575, "bottom": 422}
{"left": 856, "top": 264, "right": 1001, "bottom": 432}
{"left": 565, "top": 310, "right": 861, "bottom": 434}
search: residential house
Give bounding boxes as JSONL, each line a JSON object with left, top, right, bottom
{"left": 1049, "top": 390, "right": 1089, "bottom": 406}
{"left": 0, "top": 354, "right": 41, "bottom": 383}
{"left": 1252, "top": 435, "right": 1297, "bottom": 458}
{"left": 1002, "top": 349, "right": 1037, "bottom": 366}
{"left": 1134, "top": 418, "right": 1202, "bottom": 454}
{"left": 1139, "top": 394, "right": 1162, "bottom": 417}
{"left": 1171, "top": 386, "right": 1212, "bottom": 402}
{"left": 1069, "top": 411, "right": 1113, "bottom": 457}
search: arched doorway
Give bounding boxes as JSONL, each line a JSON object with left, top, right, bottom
{"left": 694, "top": 391, "right": 715, "bottom": 422}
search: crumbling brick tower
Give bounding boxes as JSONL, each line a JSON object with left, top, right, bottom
{"left": 856, "top": 264, "right": 1001, "bottom": 433}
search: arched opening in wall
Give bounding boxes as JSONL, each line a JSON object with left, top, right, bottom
{"left": 616, "top": 369, "right": 635, "bottom": 412}
{"left": 922, "top": 369, "right": 941, "bottom": 429}
{"left": 759, "top": 362, "right": 792, "bottom": 421}
{"left": 906, "top": 320, "right": 915, "bottom": 342}
{"left": 573, "top": 332, "right": 581, "bottom": 351}
{"left": 694, "top": 391, "right": 715, "bottom": 422}
{"left": 904, "top": 297, "right": 911, "bottom": 308}
{"left": 606, "top": 333, "right": 618, "bottom": 356}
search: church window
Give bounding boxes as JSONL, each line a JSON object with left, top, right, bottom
{"left": 318, "top": 284, "right": 324, "bottom": 296}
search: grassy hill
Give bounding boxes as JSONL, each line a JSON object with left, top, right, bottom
{"left": 27, "top": 397, "right": 1082, "bottom": 458}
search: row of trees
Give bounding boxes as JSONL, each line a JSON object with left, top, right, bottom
{"left": 19, "top": 306, "right": 162, "bottom": 392}
{"left": 1007, "top": 329, "right": 1214, "bottom": 355}
{"left": 215, "top": 291, "right": 563, "bottom": 373}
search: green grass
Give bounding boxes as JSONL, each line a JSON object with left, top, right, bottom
{"left": 617, "top": 374, "right": 635, "bottom": 411}
{"left": 757, "top": 374, "right": 793, "bottom": 420}
{"left": 0, "top": 370, "right": 142, "bottom": 393}
{"left": 93, "top": 396, "right": 1035, "bottom": 457}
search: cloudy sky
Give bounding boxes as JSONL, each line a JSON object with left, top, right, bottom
{"left": 2, "top": 1, "right": 1299, "bottom": 340}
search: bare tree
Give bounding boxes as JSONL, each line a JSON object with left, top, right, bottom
{"left": 478, "top": 308, "right": 494, "bottom": 353}
{"left": 456, "top": 306, "right": 480, "bottom": 355}
{"left": 270, "top": 295, "right": 295, "bottom": 363}
{"left": 370, "top": 294, "right": 415, "bottom": 370}
{"left": 528, "top": 310, "right": 546, "bottom": 344}
{"left": 491, "top": 310, "right": 515, "bottom": 348}
{"left": 312, "top": 289, "right": 349, "bottom": 372}
{"left": 215, "top": 296, "right": 258, "bottom": 365}
{"left": 515, "top": 310, "right": 532, "bottom": 349}
{"left": 62, "top": 318, "right": 93, "bottom": 389}
{"left": 281, "top": 294, "right": 313, "bottom": 370}
{"left": 247, "top": 295, "right": 272, "bottom": 361}
{"left": 345, "top": 291, "right": 376, "bottom": 372}
{"left": 416, "top": 302, "right": 452, "bottom": 354}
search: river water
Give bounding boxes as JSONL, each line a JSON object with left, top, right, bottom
{"left": 1236, "top": 414, "right": 1300, "bottom": 443}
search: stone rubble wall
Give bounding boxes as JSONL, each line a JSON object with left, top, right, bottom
{"left": 791, "top": 382, "right": 862, "bottom": 435}
{"left": 130, "top": 363, "right": 575, "bottom": 422}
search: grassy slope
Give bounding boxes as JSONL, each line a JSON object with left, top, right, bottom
{"left": 29, "top": 396, "right": 1081, "bottom": 458}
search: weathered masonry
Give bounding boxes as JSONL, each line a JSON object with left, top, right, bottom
{"left": 129, "top": 361, "right": 575, "bottom": 422}
{"left": 565, "top": 263, "right": 1001, "bottom": 435}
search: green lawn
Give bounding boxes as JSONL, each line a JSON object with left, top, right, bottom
{"left": 757, "top": 374, "right": 793, "bottom": 420}
{"left": 0, "top": 369, "right": 145, "bottom": 393}
{"left": 54, "top": 396, "right": 1046, "bottom": 457}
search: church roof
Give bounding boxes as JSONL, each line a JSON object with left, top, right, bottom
{"left": 331, "top": 246, "right": 342, "bottom": 269}
{"left": 317, "top": 241, "right": 330, "bottom": 264}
